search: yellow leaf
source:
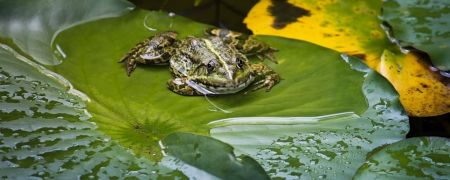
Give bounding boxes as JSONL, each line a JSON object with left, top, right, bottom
{"left": 379, "top": 50, "right": 449, "bottom": 116}
{"left": 245, "top": 0, "right": 449, "bottom": 117}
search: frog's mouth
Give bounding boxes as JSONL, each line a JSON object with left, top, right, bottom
{"left": 187, "top": 76, "right": 254, "bottom": 95}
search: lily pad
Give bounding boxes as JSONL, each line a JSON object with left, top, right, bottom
{"left": 160, "top": 132, "right": 269, "bottom": 180}
{"left": 381, "top": 0, "right": 450, "bottom": 71}
{"left": 354, "top": 137, "right": 450, "bottom": 179}
{"left": 210, "top": 55, "right": 409, "bottom": 179}
{"left": 49, "top": 9, "right": 370, "bottom": 158}
{"left": 0, "top": 0, "right": 135, "bottom": 65}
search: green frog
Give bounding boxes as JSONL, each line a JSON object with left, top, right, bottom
{"left": 120, "top": 28, "right": 281, "bottom": 95}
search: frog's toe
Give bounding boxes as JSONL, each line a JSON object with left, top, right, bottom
{"left": 119, "top": 56, "right": 138, "bottom": 76}
{"left": 251, "top": 74, "right": 280, "bottom": 92}
{"left": 125, "top": 60, "right": 137, "bottom": 76}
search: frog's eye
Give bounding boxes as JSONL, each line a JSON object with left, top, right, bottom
{"left": 207, "top": 61, "right": 215, "bottom": 73}
{"left": 236, "top": 58, "right": 244, "bottom": 69}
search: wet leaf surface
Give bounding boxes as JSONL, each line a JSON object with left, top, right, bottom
{"left": 0, "top": 45, "right": 269, "bottom": 178}
{"left": 354, "top": 137, "right": 450, "bottom": 179}
{"left": 381, "top": 0, "right": 450, "bottom": 71}
{"left": 160, "top": 132, "right": 269, "bottom": 180}
{"left": 0, "top": 0, "right": 134, "bottom": 65}
{"left": 211, "top": 55, "right": 409, "bottom": 179}
{"left": 0, "top": 45, "right": 183, "bottom": 179}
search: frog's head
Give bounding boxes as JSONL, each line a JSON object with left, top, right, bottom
{"left": 172, "top": 37, "right": 255, "bottom": 95}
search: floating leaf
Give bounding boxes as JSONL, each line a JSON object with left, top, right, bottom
{"left": 0, "top": 0, "right": 135, "bottom": 65}
{"left": 49, "top": 10, "right": 372, "bottom": 158}
{"left": 381, "top": 0, "right": 450, "bottom": 71}
{"left": 354, "top": 137, "right": 450, "bottom": 179}
{"left": 160, "top": 132, "right": 269, "bottom": 180}
{"left": 211, "top": 55, "right": 409, "bottom": 179}
{"left": 244, "top": 0, "right": 449, "bottom": 117}
{"left": 378, "top": 49, "right": 449, "bottom": 117}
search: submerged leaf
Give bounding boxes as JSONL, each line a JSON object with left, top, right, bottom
{"left": 211, "top": 55, "right": 409, "bottom": 179}
{"left": 354, "top": 137, "right": 450, "bottom": 179}
{"left": 244, "top": 0, "right": 449, "bottom": 116}
{"left": 381, "top": 0, "right": 450, "bottom": 71}
{"left": 0, "top": 0, "right": 134, "bottom": 65}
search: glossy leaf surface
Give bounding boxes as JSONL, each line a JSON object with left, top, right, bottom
{"left": 0, "top": 45, "right": 182, "bottom": 179}
{"left": 0, "top": 0, "right": 134, "bottom": 65}
{"left": 0, "top": 46, "right": 267, "bottom": 178}
{"left": 354, "top": 137, "right": 450, "bottom": 179}
{"left": 382, "top": 0, "right": 450, "bottom": 71}
{"left": 211, "top": 56, "right": 409, "bottom": 179}
{"left": 160, "top": 132, "right": 269, "bottom": 180}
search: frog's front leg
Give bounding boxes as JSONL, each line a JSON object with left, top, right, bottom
{"left": 250, "top": 63, "right": 281, "bottom": 92}
{"left": 167, "top": 78, "right": 203, "bottom": 96}
{"left": 120, "top": 31, "right": 177, "bottom": 76}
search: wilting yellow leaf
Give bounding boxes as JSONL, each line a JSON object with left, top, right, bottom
{"left": 245, "top": 0, "right": 449, "bottom": 117}
{"left": 379, "top": 50, "right": 449, "bottom": 116}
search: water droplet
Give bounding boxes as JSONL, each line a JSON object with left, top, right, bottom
{"left": 318, "top": 175, "right": 327, "bottom": 179}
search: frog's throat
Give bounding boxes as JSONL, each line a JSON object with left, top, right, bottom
{"left": 202, "top": 38, "right": 233, "bottom": 80}
{"left": 187, "top": 75, "right": 254, "bottom": 95}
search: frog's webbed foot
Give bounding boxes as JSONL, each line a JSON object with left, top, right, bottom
{"left": 119, "top": 40, "right": 149, "bottom": 76}
{"left": 250, "top": 63, "right": 281, "bottom": 92}
{"left": 120, "top": 31, "right": 177, "bottom": 76}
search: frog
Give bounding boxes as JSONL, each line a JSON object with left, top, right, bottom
{"left": 120, "top": 28, "right": 281, "bottom": 96}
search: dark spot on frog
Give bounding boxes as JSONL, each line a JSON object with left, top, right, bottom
{"left": 268, "top": 0, "right": 311, "bottom": 29}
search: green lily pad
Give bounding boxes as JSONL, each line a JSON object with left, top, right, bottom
{"left": 354, "top": 137, "right": 450, "bottom": 179}
{"left": 210, "top": 55, "right": 409, "bottom": 179}
{"left": 381, "top": 0, "right": 450, "bottom": 71}
{"left": 49, "top": 9, "right": 371, "bottom": 158}
{"left": 0, "top": 0, "right": 134, "bottom": 65}
{"left": 160, "top": 132, "right": 269, "bottom": 180}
